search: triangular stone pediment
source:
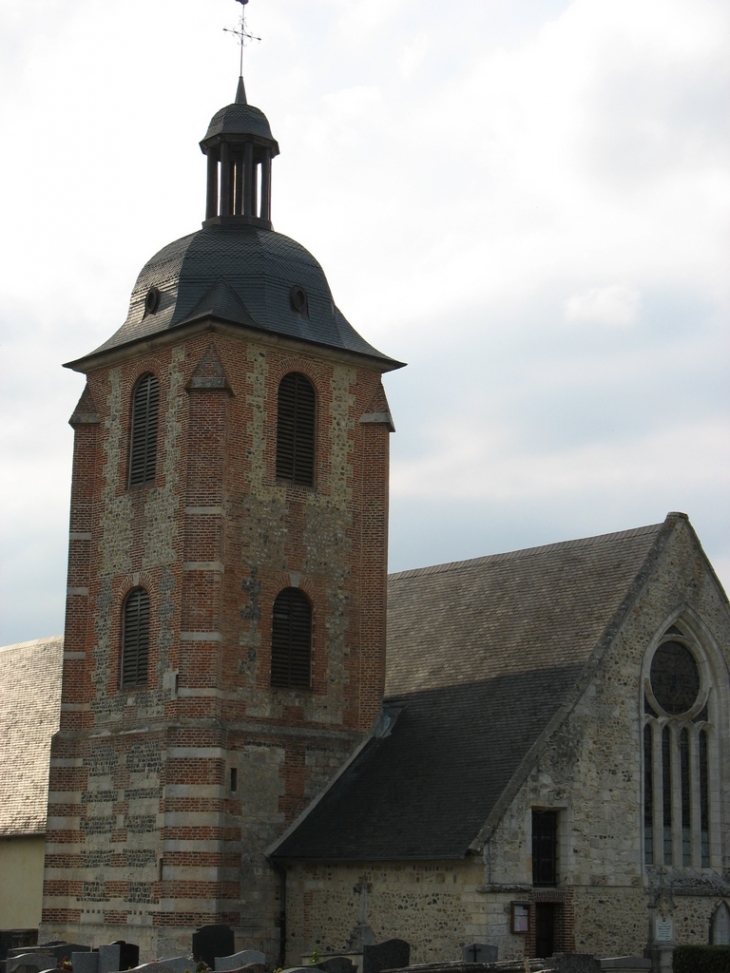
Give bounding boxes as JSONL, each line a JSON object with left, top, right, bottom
{"left": 187, "top": 342, "right": 234, "bottom": 394}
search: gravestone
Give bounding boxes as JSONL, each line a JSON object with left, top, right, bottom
{"left": 599, "top": 961, "right": 651, "bottom": 971}
{"left": 99, "top": 943, "right": 139, "bottom": 973}
{"left": 128, "top": 964, "right": 178, "bottom": 973}
{"left": 362, "top": 940, "right": 410, "bottom": 973}
{"left": 215, "top": 952, "right": 266, "bottom": 972}
{"left": 158, "top": 958, "right": 195, "bottom": 973}
{"left": 7, "top": 955, "right": 63, "bottom": 973}
{"left": 552, "top": 956, "right": 601, "bottom": 973}
{"left": 461, "top": 945, "right": 498, "bottom": 965}
{"left": 192, "top": 928, "right": 234, "bottom": 969}
{"left": 72, "top": 953, "right": 100, "bottom": 973}
{"left": 38, "top": 945, "right": 92, "bottom": 963}
{"left": 318, "top": 959, "right": 356, "bottom": 973}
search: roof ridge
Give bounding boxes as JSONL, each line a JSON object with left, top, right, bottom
{"left": 0, "top": 634, "right": 63, "bottom": 654}
{"left": 388, "top": 522, "right": 665, "bottom": 582}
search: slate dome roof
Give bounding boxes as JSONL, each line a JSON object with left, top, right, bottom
{"left": 202, "top": 102, "right": 278, "bottom": 148}
{"left": 78, "top": 223, "right": 398, "bottom": 367}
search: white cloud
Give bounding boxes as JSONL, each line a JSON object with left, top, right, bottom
{"left": 564, "top": 285, "right": 641, "bottom": 328}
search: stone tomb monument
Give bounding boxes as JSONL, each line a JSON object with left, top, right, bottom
{"left": 72, "top": 952, "right": 99, "bottom": 973}
{"left": 215, "top": 952, "right": 266, "bottom": 972}
{"left": 156, "top": 959, "right": 195, "bottom": 973}
{"left": 192, "top": 928, "right": 234, "bottom": 970}
{"left": 461, "top": 945, "right": 498, "bottom": 965}
{"left": 318, "top": 959, "right": 356, "bottom": 973}
{"left": 362, "top": 940, "right": 410, "bottom": 973}
{"left": 7, "top": 955, "right": 66, "bottom": 973}
{"left": 99, "top": 942, "right": 140, "bottom": 973}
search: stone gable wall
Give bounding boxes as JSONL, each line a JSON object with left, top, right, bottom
{"left": 283, "top": 519, "right": 730, "bottom": 965}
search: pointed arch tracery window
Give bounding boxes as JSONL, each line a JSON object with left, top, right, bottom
{"left": 642, "top": 623, "right": 712, "bottom": 869}
{"left": 129, "top": 373, "right": 160, "bottom": 487}
{"left": 276, "top": 372, "right": 315, "bottom": 486}
{"left": 121, "top": 587, "right": 150, "bottom": 688}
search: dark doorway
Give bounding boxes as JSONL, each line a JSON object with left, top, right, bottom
{"left": 534, "top": 903, "right": 555, "bottom": 958}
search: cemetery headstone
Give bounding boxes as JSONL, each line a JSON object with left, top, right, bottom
{"left": 72, "top": 953, "right": 99, "bottom": 973}
{"left": 192, "top": 927, "right": 234, "bottom": 970}
{"left": 213, "top": 966, "right": 265, "bottom": 973}
{"left": 158, "top": 958, "right": 195, "bottom": 973}
{"left": 215, "top": 951, "right": 265, "bottom": 972}
{"left": 127, "top": 964, "right": 178, "bottom": 973}
{"left": 318, "top": 958, "right": 356, "bottom": 973}
{"left": 7, "top": 955, "right": 60, "bottom": 973}
{"left": 98, "top": 945, "right": 120, "bottom": 973}
{"left": 461, "top": 944, "right": 498, "bottom": 965}
{"left": 552, "top": 956, "right": 602, "bottom": 973}
{"left": 117, "top": 943, "right": 140, "bottom": 972}
{"left": 38, "top": 945, "right": 92, "bottom": 963}
{"left": 98, "top": 942, "right": 139, "bottom": 973}
{"left": 362, "top": 940, "right": 410, "bottom": 973}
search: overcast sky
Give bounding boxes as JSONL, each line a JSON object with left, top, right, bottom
{"left": 1, "top": 0, "right": 728, "bottom": 646}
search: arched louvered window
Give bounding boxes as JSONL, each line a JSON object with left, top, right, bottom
{"left": 270, "top": 588, "right": 312, "bottom": 689}
{"left": 276, "top": 372, "right": 315, "bottom": 486}
{"left": 121, "top": 588, "right": 150, "bottom": 688}
{"left": 129, "top": 373, "right": 160, "bottom": 487}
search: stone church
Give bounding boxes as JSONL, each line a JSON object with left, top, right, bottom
{"left": 3, "top": 61, "right": 730, "bottom": 970}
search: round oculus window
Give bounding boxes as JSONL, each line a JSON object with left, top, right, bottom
{"left": 145, "top": 286, "right": 161, "bottom": 315}
{"left": 289, "top": 285, "right": 308, "bottom": 313}
{"left": 650, "top": 640, "right": 700, "bottom": 715}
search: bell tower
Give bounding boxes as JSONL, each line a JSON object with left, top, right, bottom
{"left": 41, "top": 62, "right": 403, "bottom": 960}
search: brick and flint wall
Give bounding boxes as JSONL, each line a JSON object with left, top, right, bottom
{"left": 42, "top": 326, "right": 393, "bottom": 958}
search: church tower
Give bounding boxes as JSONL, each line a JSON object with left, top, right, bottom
{"left": 41, "top": 64, "right": 402, "bottom": 959}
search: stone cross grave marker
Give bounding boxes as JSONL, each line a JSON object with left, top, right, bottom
{"left": 461, "top": 944, "right": 498, "bottom": 965}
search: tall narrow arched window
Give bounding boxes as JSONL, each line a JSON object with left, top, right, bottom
{"left": 270, "top": 588, "right": 312, "bottom": 689}
{"left": 129, "top": 373, "right": 160, "bottom": 486}
{"left": 122, "top": 588, "right": 150, "bottom": 688}
{"left": 276, "top": 372, "right": 315, "bottom": 486}
{"left": 643, "top": 623, "right": 716, "bottom": 870}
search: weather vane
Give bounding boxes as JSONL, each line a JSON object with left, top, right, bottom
{"left": 224, "top": 0, "right": 261, "bottom": 79}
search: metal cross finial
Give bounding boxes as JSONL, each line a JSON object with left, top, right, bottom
{"left": 224, "top": 0, "right": 261, "bottom": 79}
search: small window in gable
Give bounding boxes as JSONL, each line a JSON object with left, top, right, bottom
{"left": 276, "top": 372, "right": 315, "bottom": 486}
{"left": 270, "top": 587, "right": 312, "bottom": 689}
{"left": 129, "top": 373, "right": 160, "bottom": 487}
{"left": 122, "top": 587, "right": 150, "bottom": 688}
{"left": 532, "top": 809, "right": 558, "bottom": 887}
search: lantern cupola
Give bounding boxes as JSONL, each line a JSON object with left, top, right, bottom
{"left": 200, "top": 77, "right": 280, "bottom": 228}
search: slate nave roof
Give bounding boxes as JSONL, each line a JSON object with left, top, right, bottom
{"left": 272, "top": 516, "right": 685, "bottom": 861}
